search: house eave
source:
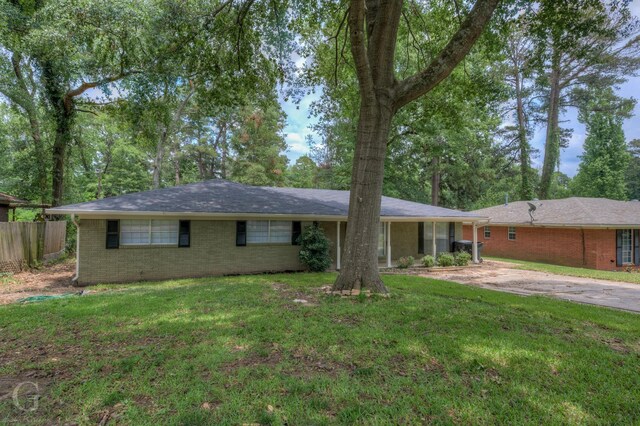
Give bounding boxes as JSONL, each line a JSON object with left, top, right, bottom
{"left": 45, "top": 209, "right": 488, "bottom": 222}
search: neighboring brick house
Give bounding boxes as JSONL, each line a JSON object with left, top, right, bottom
{"left": 463, "top": 198, "right": 640, "bottom": 271}
{"left": 47, "top": 179, "right": 487, "bottom": 285}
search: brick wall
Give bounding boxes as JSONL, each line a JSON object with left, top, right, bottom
{"left": 78, "top": 219, "right": 425, "bottom": 284}
{"left": 462, "top": 225, "right": 620, "bottom": 270}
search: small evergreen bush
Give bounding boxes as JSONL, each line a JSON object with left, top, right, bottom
{"left": 421, "top": 255, "right": 435, "bottom": 267}
{"left": 297, "top": 224, "right": 332, "bottom": 272}
{"left": 454, "top": 251, "right": 472, "bottom": 266}
{"left": 396, "top": 256, "right": 415, "bottom": 269}
{"left": 437, "top": 253, "right": 455, "bottom": 267}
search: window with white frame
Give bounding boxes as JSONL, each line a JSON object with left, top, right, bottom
{"left": 247, "top": 220, "right": 292, "bottom": 244}
{"left": 621, "top": 229, "right": 633, "bottom": 264}
{"left": 484, "top": 226, "right": 491, "bottom": 238}
{"left": 508, "top": 226, "right": 516, "bottom": 241}
{"left": 120, "top": 220, "right": 179, "bottom": 245}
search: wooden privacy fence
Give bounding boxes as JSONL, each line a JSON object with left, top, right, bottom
{"left": 0, "top": 221, "right": 67, "bottom": 273}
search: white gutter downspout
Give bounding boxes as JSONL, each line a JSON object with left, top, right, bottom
{"left": 71, "top": 214, "right": 80, "bottom": 283}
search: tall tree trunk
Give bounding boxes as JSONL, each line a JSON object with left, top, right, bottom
{"left": 539, "top": 48, "right": 561, "bottom": 199}
{"left": 152, "top": 131, "right": 166, "bottom": 189}
{"left": 332, "top": 100, "right": 393, "bottom": 293}
{"left": 10, "top": 53, "right": 47, "bottom": 204}
{"left": 431, "top": 157, "right": 440, "bottom": 206}
{"left": 332, "top": 0, "right": 499, "bottom": 293}
{"left": 514, "top": 72, "right": 532, "bottom": 200}
{"left": 51, "top": 106, "right": 73, "bottom": 206}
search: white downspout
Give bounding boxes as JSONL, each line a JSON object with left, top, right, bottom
{"left": 71, "top": 214, "right": 80, "bottom": 282}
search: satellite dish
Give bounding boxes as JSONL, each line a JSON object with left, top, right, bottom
{"left": 527, "top": 202, "right": 537, "bottom": 223}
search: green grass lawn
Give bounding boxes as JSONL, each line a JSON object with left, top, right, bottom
{"left": 1, "top": 273, "right": 639, "bottom": 425}
{"left": 488, "top": 257, "right": 640, "bottom": 284}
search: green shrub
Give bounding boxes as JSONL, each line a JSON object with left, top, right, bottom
{"left": 396, "top": 256, "right": 415, "bottom": 269}
{"left": 437, "top": 253, "right": 455, "bottom": 267}
{"left": 454, "top": 251, "right": 472, "bottom": 266}
{"left": 297, "top": 224, "right": 332, "bottom": 272}
{"left": 421, "top": 255, "right": 435, "bottom": 267}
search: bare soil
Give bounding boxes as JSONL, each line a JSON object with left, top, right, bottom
{"left": 0, "top": 259, "right": 76, "bottom": 305}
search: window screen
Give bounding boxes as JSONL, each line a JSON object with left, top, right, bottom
{"left": 151, "top": 220, "right": 179, "bottom": 244}
{"left": 120, "top": 220, "right": 178, "bottom": 245}
{"left": 121, "top": 220, "right": 151, "bottom": 245}
{"left": 246, "top": 220, "right": 292, "bottom": 244}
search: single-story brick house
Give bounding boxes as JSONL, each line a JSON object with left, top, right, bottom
{"left": 463, "top": 197, "right": 640, "bottom": 270}
{"left": 47, "top": 179, "right": 487, "bottom": 285}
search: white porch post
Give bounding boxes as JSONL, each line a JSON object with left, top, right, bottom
{"left": 386, "top": 221, "right": 392, "bottom": 268}
{"left": 472, "top": 222, "right": 479, "bottom": 264}
{"left": 432, "top": 221, "right": 437, "bottom": 257}
{"left": 336, "top": 221, "right": 341, "bottom": 270}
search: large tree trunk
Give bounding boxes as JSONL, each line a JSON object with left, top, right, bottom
{"left": 514, "top": 72, "right": 532, "bottom": 200}
{"left": 51, "top": 105, "right": 73, "bottom": 206}
{"left": 332, "top": 101, "right": 393, "bottom": 294}
{"left": 431, "top": 156, "right": 440, "bottom": 206}
{"left": 332, "top": 0, "right": 499, "bottom": 294}
{"left": 539, "top": 49, "right": 561, "bottom": 199}
{"left": 10, "top": 53, "right": 47, "bottom": 204}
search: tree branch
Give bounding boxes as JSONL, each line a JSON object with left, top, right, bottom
{"left": 393, "top": 0, "right": 499, "bottom": 110}
{"left": 348, "top": 0, "right": 375, "bottom": 101}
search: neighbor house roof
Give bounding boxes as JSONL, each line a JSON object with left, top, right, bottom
{"left": 46, "top": 179, "right": 485, "bottom": 220}
{"left": 0, "top": 192, "right": 28, "bottom": 206}
{"left": 472, "top": 197, "right": 640, "bottom": 228}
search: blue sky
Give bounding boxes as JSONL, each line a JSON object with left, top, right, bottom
{"left": 281, "top": 0, "right": 640, "bottom": 177}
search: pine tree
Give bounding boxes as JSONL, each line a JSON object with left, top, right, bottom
{"left": 572, "top": 88, "right": 632, "bottom": 200}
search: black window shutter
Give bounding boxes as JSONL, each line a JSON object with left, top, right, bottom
{"left": 106, "top": 220, "right": 119, "bottom": 249}
{"left": 635, "top": 229, "right": 639, "bottom": 265}
{"left": 236, "top": 221, "right": 247, "bottom": 246}
{"left": 178, "top": 220, "right": 190, "bottom": 247}
{"left": 292, "top": 221, "right": 302, "bottom": 245}
{"left": 418, "top": 222, "right": 424, "bottom": 254}
{"left": 449, "top": 222, "right": 455, "bottom": 252}
{"left": 616, "top": 230, "right": 623, "bottom": 266}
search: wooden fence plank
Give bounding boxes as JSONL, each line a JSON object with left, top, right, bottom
{"left": 0, "top": 221, "right": 66, "bottom": 272}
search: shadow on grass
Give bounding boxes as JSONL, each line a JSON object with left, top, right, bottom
{"left": 1, "top": 273, "right": 639, "bottom": 424}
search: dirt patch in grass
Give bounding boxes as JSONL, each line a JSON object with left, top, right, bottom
{"left": 0, "top": 259, "right": 76, "bottom": 305}
{"left": 270, "top": 281, "right": 320, "bottom": 306}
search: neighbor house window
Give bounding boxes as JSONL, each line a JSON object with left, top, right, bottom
{"left": 484, "top": 226, "right": 491, "bottom": 238}
{"left": 508, "top": 226, "right": 516, "bottom": 241}
{"left": 621, "top": 229, "right": 633, "bottom": 264}
{"left": 247, "top": 220, "right": 292, "bottom": 244}
{"left": 120, "top": 220, "right": 179, "bottom": 245}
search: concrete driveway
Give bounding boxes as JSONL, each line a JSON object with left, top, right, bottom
{"left": 423, "top": 261, "right": 640, "bottom": 313}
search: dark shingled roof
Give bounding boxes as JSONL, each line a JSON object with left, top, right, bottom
{"left": 47, "top": 179, "right": 482, "bottom": 219}
{"left": 0, "top": 192, "right": 27, "bottom": 206}
{"left": 472, "top": 197, "right": 640, "bottom": 227}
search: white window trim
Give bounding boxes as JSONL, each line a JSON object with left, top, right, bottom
{"left": 508, "top": 226, "right": 516, "bottom": 241}
{"left": 120, "top": 219, "right": 179, "bottom": 246}
{"left": 484, "top": 226, "right": 491, "bottom": 239}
